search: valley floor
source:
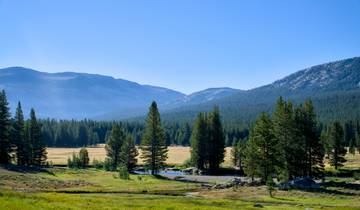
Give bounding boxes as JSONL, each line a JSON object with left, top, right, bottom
{"left": 1, "top": 167, "right": 360, "bottom": 210}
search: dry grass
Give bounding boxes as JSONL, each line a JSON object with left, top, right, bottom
{"left": 47, "top": 146, "right": 233, "bottom": 166}
{"left": 47, "top": 146, "right": 360, "bottom": 168}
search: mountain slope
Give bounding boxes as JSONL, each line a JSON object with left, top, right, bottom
{"left": 159, "top": 57, "right": 360, "bottom": 123}
{"left": 0, "top": 67, "right": 184, "bottom": 119}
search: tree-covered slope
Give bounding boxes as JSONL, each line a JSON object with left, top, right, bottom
{"left": 160, "top": 57, "right": 360, "bottom": 123}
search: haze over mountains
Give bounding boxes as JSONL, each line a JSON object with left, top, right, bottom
{"left": 1, "top": 56, "right": 360, "bottom": 122}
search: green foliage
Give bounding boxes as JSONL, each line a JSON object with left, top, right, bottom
{"left": 244, "top": 112, "right": 282, "bottom": 182}
{"left": 140, "top": 101, "right": 168, "bottom": 175}
{"left": 103, "top": 158, "right": 113, "bottom": 171}
{"left": 105, "top": 124, "right": 125, "bottom": 170}
{"left": 207, "top": 107, "right": 225, "bottom": 171}
{"left": 67, "top": 152, "right": 81, "bottom": 168}
{"left": 79, "top": 147, "right": 89, "bottom": 167}
{"left": 67, "top": 148, "right": 89, "bottom": 168}
{"left": 119, "top": 136, "right": 138, "bottom": 171}
{"left": 29, "top": 109, "right": 47, "bottom": 166}
{"left": 12, "top": 102, "right": 30, "bottom": 166}
{"left": 329, "top": 121, "right": 347, "bottom": 169}
{"left": 231, "top": 138, "right": 246, "bottom": 172}
{"left": 118, "top": 165, "right": 130, "bottom": 180}
{"left": 92, "top": 159, "right": 103, "bottom": 169}
{"left": 190, "top": 112, "right": 208, "bottom": 170}
{"left": 190, "top": 108, "right": 225, "bottom": 172}
{"left": 266, "top": 176, "right": 275, "bottom": 197}
{"left": 0, "top": 90, "right": 11, "bottom": 165}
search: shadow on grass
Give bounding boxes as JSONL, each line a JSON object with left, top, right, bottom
{"left": 1, "top": 164, "right": 55, "bottom": 175}
{"left": 321, "top": 181, "right": 360, "bottom": 191}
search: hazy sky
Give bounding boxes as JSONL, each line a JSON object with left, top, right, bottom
{"left": 1, "top": 0, "right": 359, "bottom": 94}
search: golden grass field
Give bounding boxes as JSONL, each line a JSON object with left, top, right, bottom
{"left": 47, "top": 145, "right": 233, "bottom": 166}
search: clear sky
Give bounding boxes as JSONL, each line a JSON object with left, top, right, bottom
{"left": 1, "top": 0, "right": 359, "bottom": 94}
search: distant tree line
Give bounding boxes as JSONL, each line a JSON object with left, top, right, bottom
{"left": 0, "top": 90, "right": 47, "bottom": 166}
{"left": 40, "top": 118, "right": 248, "bottom": 148}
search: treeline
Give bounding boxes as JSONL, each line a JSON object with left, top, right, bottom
{"left": 0, "top": 90, "right": 47, "bottom": 166}
{"left": 40, "top": 118, "right": 248, "bottom": 148}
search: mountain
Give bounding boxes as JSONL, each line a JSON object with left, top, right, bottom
{"left": 159, "top": 57, "right": 360, "bottom": 123}
{"left": 0, "top": 67, "right": 184, "bottom": 119}
{"left": 164, "top": 87, "right": 242, "bottom": 107}
{"left": 2, "top": 56, "right": 360, "bottom": 122}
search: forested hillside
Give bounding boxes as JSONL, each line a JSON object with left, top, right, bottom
{"left": 160, "top": 57, "right": 360, "bottom": 123}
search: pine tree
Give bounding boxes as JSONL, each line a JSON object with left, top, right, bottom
{"left": 207, "top": 107, "right": 225, "bottom": 171}
{"left": 140, "top": 101, "right": 168, "bottom": 175}
{"left": 29, "top": 109, "right": 47, "bottom": 166}
{"left": 105, "top": 124, "right": 125, "bottom": 170}
{"left": 244, "top": 112, "right": 281, "bottom": 182}
{"left": 12, "top": 102, "right": 29, "bottom": 166}
{"left": 0, "top": 90, "right": 12, "bottom": 165}
{"left": 190, "top": 113, "right": 208, "bottom": 170}
{"left": 231, "top": 138, "right": 246, "bottom": 173}
{"left": 302, "top": 100, "right": 324, "bottom": 177}
{"left": 329, "top": 121, "right": 347, "bottom": 170}
{"left": 272, "top": 97, "right": 298, "bottom": 180}
{"left": 120, "top": 136, "right": 138, "bottom": 171}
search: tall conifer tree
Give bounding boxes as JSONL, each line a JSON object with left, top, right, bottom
{"left": 329, "top": 121, "right": 347, "bottom": 169}
{"left": 0, "top": 90, "right": 12, "bottom": 165}
{"left": 29, "top": 108, "right": 47, "bottom": 166}
{"left": 207, "top": 107, "right": 225, "bottom": 171}
{"left": 190, "top": 112, "right": 208, "bottom": 170}
{"left": 244, "top": 112, "right": 281, "bottom": 182}
{"left": 105, "top": 124, "right": 125, "bottom": 170}
{"left": 140, "top": 101, "right": 168, "bottom": 175}
{"left": 120, "top": 136, "right": 138, "bottom": 171}
{"left": 12, "top": 102, "right": 29, "bottom": 166}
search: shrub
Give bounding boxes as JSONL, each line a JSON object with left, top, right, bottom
{"left": 93, "top": 159, "right": 103, "bottom": 169}
{"left": 79, "top": 148, "right": 89, "bottom": 167}
{"left": 118, "top": 165, "right": 130, "bottom": 180}
{"left": 103, "top": 158, "right": 114, "bottom": 171}
{"left": 182, "top": 158, "right": 192, "bottom": 168}
{"left": 68, "top": 148, "right": 89, "bottom": 169}
{"left": 354, "top": 172, "right": 360, "bottom": 180}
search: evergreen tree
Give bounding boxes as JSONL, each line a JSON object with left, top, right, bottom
{"left": 301, "top": 100, "right": 324, "bottom": 177}
{"left": 140, "top": 101, "right": 168, "bottom": 175}
{"left": 12, "top": 102, "right": 29, "bottom": 166}
{"left": 105, "top": 124, "right": 125, "bottom": 170}
{"left": 79, "top": 147, "right": 89, "bottom": 168}
{"left": 207, "top": 107, "right": 225, "bottom": 171}
{"left": 272, "top": 97, "right": 298, "bottom": 179}
{"left": 190, "top": 113, "right": 208, "bottom": 170}
{"left": 349, "top": 136, "right": 356, "bottom": 155}
{"left": 244, "top": 112, "right": 281, "bottom": 182}
{"left": 29, "top": 109, "right": 47, "bottom": 166}
{"left": 231, "top": 138, "right": 246, "bottom": 173}
{"left": 120, "top": 136, "right": 138, "bottom": 171}
{"left": 0, "top": 90, "right": 11, "bottom": 165}
{"left": 329, "top": 121, "right": 347, "bottom": 169}
{"left": 320, "top": 129, "right": 332, "bottom": 159}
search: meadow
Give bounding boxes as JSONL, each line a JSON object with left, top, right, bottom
{"left": 1, "top": 166, "right": 360, "bottom": 210}
{"left": 47, "top": 146, "right": 233, "bottom": 166}
{"left": 1, "top": 151, "right": 360, "bottom": 209}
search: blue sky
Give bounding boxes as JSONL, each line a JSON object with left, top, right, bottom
{"left": 1, "top": 0, "right": 359, "bottom": 94}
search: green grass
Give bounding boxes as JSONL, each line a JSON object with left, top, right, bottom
{"left": 1, "top": 167, "right": 360, "bottom": 210}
